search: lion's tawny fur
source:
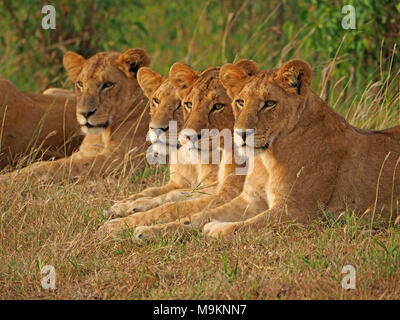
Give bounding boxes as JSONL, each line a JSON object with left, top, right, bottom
{"left": 0, "top": 49, "right": 152, "bottom": 183}
{"left": 0, "top": 80, "right": 81, "bottom": 170}
{"left": 107, "top": 67, "right": 218, "bottom": 218}
{"left": 100, "top": 60, "right": 260, "bottom": 239}
{"left": 202, "top": 59, "right": 400, "bottom": 238}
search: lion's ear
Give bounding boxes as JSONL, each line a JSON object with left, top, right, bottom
{"left": 234, "top": 59, "right": 259, "bottom": 76}
{"left": 219, "top": 63, "right": 249, "bottom": 99}
{"left": 275, "top": 59, "right": 312, "bottom": 95}
{"left": 63, "top": 51, "right": 86, "bottom": 82}
{"left": 116, "top": 48, "right": 150, "bottom": 79}
{"left": 137, "top": 67, "right": 164, "bottom": 98}
{"left": 169, "top": 63, "right": 197, "bottom": 99}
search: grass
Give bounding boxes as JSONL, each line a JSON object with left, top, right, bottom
{"left": 0, "top": 174, "right": 399, "bottom": 299}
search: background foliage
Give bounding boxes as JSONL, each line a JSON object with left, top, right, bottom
{"left": 0, "top": 0, "right": 398, "bottom": 95}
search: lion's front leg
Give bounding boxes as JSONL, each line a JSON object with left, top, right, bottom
{"left": 133, "top": 220, "right": 190, "bottom": 241}
{"left": 99, "top": 198, "right": 203, "bottom": 237}
{"left": 126, "top": 181, "right": 183, "bottom": 201}
{"left": 98, "top": 209, "right": 162, "bottom": 236}
{"left": 108, "top": 189, "right": 217, "bottom": 222}
{"left": 106, "top": 197, "right": 152, "bottom": 218}
{"left": 134, "top": 205, "right": 250, "bottom": 241}
{"left": 203, "top": 204, "right": 302, "bottom": 239}
{"left": 97, "top": 216, "right": 136, "bottom": 237}
{"left": 106, "top": 195, "right": 170, "bottom": 218}
{"left": 132, "top": 208, "right": 213, "bottom": 241}
{"left": 106, "top": 179, "right": 194, "bottom": 218}
{"left": 133, "top": 194, "right": 260, "bottom": 241}
{"left": 0, "top": 159, "right": 67, "bottom": 184}
{"left": 202, "top": 221, "right": 240, "bottom": 239}
{"left": 106, "top": 188, "right": 196, "bottom": 218}
{"left": 0, "top": 149, "right": 124, "bottom": 184}
{"left": 126, "top": 193, "right": 149, "bottom": 201}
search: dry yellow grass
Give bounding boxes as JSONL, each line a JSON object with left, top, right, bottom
{"left": 0, "top": 164, "right": 399, "bottom": 299}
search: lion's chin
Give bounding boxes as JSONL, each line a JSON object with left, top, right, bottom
{"left": 238, "top": 144, "right": 268, "bottom": 158}
{"left": 152, "top": 141, "right": 179, "bottom": 156}
{"left": 253, "top": 146, "right": 268, "bottom": 156}
{"left": 81, "top": 122, "right": 109, "bottom": 135}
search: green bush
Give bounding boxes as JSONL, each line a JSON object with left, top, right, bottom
{"left": 0, "top": 0, "right": 398, "bottom": 95}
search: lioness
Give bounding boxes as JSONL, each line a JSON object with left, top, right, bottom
{"left": 42, "top": 88, "right": 75, "bottom": 97}
{"left": 100, "top": 60, "right": 259, "bottom": 237}
{"left": 198, "top": 58, "right": 400, "bottom": 238}
{"left": 107, "top": 67, "right": 218, "bottom": 217}
{"left": 0, "top": 48, "right": 151, "bottom": 183}
{"left": 0, "top": 80, "right": 81, "bottom": 170}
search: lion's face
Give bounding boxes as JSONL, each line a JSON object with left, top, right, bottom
{"left": 220, "top": 59, "right": 312, "bottom": 156}
{"left": 169, "top": 60, "right": 259, "bottom": 153}
{"left": 63, "top": 49, "right": 150, "bottom": 135}
{"left": 137, "top": 68, "right": 183, "bottom": 149}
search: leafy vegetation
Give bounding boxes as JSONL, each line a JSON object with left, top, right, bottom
{"left": 0, "top": 1, "right": 398, "bottom": 93}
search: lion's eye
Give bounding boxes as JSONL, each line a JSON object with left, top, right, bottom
{"left": 184, "top": 102, "right": 192, "bottom": 111}
{"left": 102, "top": 82, "right": 114, "bottom": 90}
{"left": 176, "top": 102, "right": 182, "bottom": 110}
{"left": 262, "top": 100, "right": 277, "bottom": 110}
{"left": 76, "top": 81, "right": 83, "bottom": 91}
{"left": 213, "top": 103, "right": 225, "bottom": 111}
{"left": 153, "top": 98, "right": 160, "bottom": 105}
{"left": 235, "top": 99, "right": 244, "bottom": 109}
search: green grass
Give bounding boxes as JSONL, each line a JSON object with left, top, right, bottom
{"left": 0, "top": 1, "right": 398, "bottom": 95}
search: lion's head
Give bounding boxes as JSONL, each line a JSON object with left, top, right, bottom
{"left": 169, "top": 60, "right": 259, "bottom": 153}
{"left": 137, "top": 67, "right": 183, "bottom": 150}
{"left": 63, "top": 48, "right": 150, "bottom": 135}
{"left": 220, "top": 59, "right": 312, "bottom": 156}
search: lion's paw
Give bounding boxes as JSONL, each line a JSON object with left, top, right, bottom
{"left": 97, "top": 218, "right": 132, "bottom": 237}
{"left": 127, "top": 193, "right": 148, "bottom": 201}
{"left": 134, "top": 225, "right": 158, "bottom": 242}
{"left": 202, "top": 221, "right": 239, "bottom": 239}
{"left": 106, "top": 197, "right": 153, "bottom": 218}
{"left": 127, "top": 198, "right": 158, "bottom": 213}
{"left": 106, "top": 202, "right": 131, "bottom": 218}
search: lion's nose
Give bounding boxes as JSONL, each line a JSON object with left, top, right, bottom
{"left": 80, "top": 109, "right": 97, "bottom": 119}
{"left": 186, "top": 133, "right": 202, "bottom": 142}
{"left": 236, "top": 130, "right": 248, "bottom": 141}
{"left": 235, "top": 129, "right": 253, "bottom": 143}
{"left": 150, "top": 126, "right": 169, "bottom": 132}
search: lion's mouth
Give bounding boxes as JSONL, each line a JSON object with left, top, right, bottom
{"left": 186, "top": 143, "right": 216, "bottom": 152}
{"left": 255, "top": 143, "right": 269, "bottom": 150}
{"left": 83, "top": 121, "right": 109, "bottom": 129}
{"left": 241, "top": 142, "right": 269, "bottom": 149}
{"left": 153, "top": 139, "right": 179, "bottom": 148}
{"left": 238, "top": 143, "right": 269, "bottom": 158}
{"left": 193, "top": 137, "right": 221, "bottom": 151}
